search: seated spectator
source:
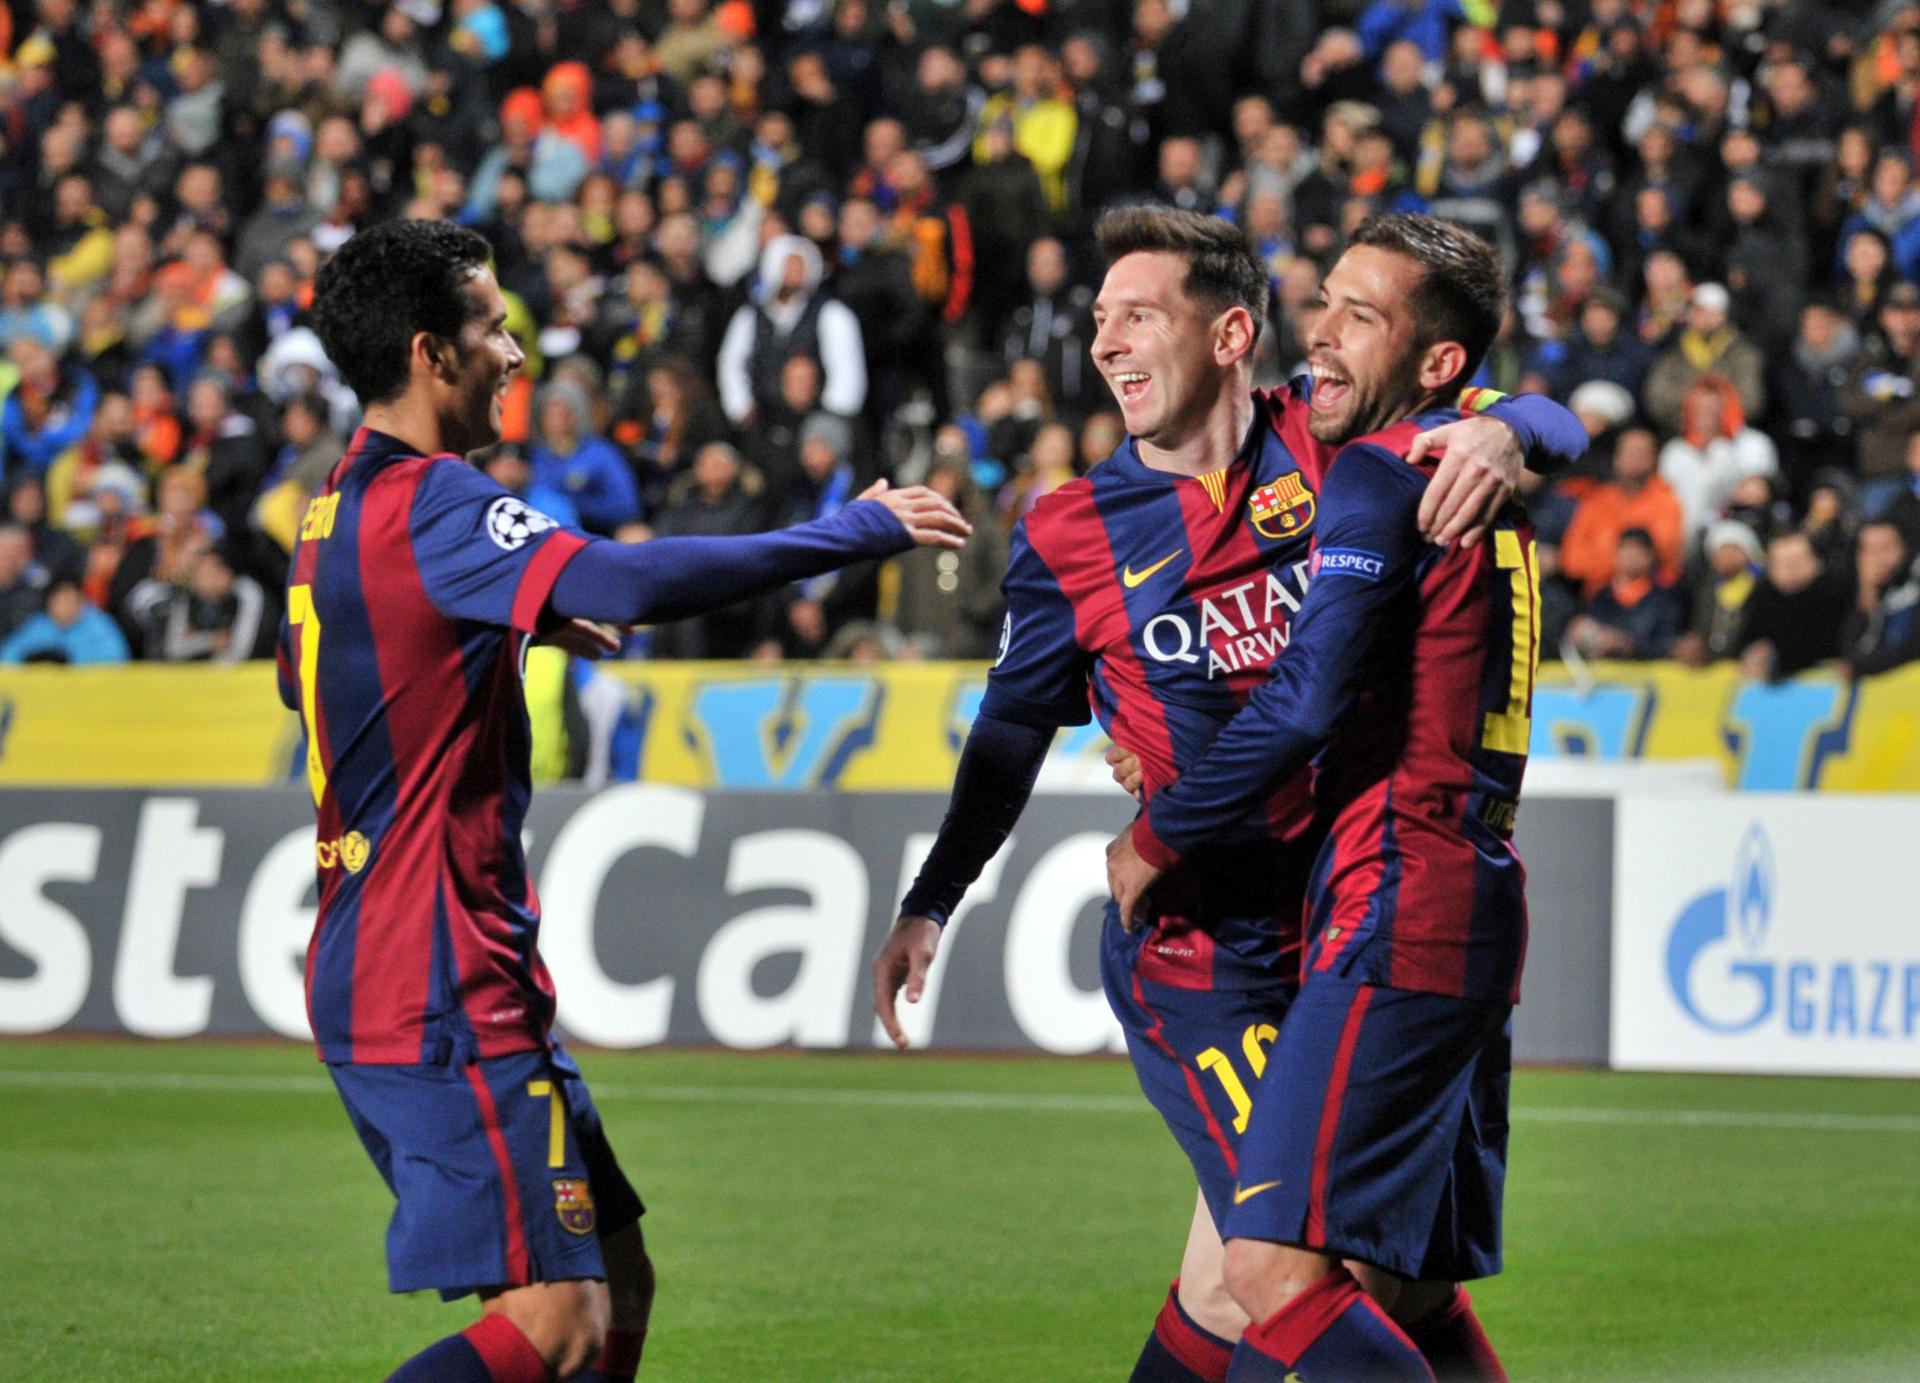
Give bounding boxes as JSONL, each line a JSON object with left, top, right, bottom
{"left": 253, "top": 394, "right": 348, "bottom": 554}
{"left": 1771, "top": 298, "right": 1861, "bottom": 502}
{"left": 68, "top": 463, "right": 147, "bottom": 612}
{"left": 1658, "top": 376, "right": 1779, "bottom": 541}
{"left": 1840, "top": 281, "right": 1920, "bottom": 515}
{"left": 2, "top": 336, "right": 98, "bottom": 483}
{"left": 716, "top": 234, "right": 867, "bottom": 428}
{"left": 1564, "top": 528, "right": 1687, "bottom": 661}
{"left": 1736, "top": 530, "right": 1852, "bottom": 682}
{"left": 886, "top": 450, "right": 1006, "bottom": 659}
{"left": 648, "top": 442, "right": 776, "bottom": 659}
{"left": 529, "top": 381, "right": 641, "bottom": 536}
{"left": 1559, "top": 427, "right": 1685, "bottom": 599}
{"left": 1643, "top": 282, "right": 1766, "bottom": 436}
{"left": 1886, "top": 432, "right": 1920, "bottom": 551}
{"left": 1840, "top": 520, "right": 1920, "bottom": 679}
{"left": 180, "top": 373, "right": 272, "bottom": 539}
{"left": 0, "top": 578, "right": 130, "bottom": 665}
{"left": 6, "top": 474, "right": 84, "bottom": 585}
{"left": 1531, "top": 288, "right": 1654, "bottom": 403}
{"left": 480, "top": 443, "right": 581, "bottom": 530}
{"left": 1672, "top": 520, "right": 1764, "bottom": 668}
{"left": 777, "top": 411, "right": 878, "bottom": 655}
{"left": 134, "top": 542, "right": 268, "bottom": 663}
{"left": 1801, "top": 470, "right": 1861, "bottom": 571}
{"left": 110, "top": 465, "right": 223, "bottom": 649}
{"left": 0, "top": 523, "right": 50, "bottom": 642}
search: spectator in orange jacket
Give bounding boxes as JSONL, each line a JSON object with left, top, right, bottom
{"left": 1559, "top": 425, "right": 1686, "bottom": 598}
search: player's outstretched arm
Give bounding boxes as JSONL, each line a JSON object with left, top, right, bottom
{"left": 547, "top": 480, "right": 969, "bottom": 627}
{"left": 1109, "top": 445, "right": 1424, "bottom": 925}
{"left": 1414, "top": 392, "right": 1585, "bottom": 547}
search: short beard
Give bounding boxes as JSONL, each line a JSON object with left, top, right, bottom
{"left": 1311, "top": 354, "right": 1432, "bottom": 447}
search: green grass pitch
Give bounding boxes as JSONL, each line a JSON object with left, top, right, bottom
{"left": 3, "top": 1039, "right": 1919, "bottom": 1381}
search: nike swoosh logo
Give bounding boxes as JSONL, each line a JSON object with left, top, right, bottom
{"left": 1122, "top": 550, "right": 1182, "bottom": 587}
{"left": 1233, "top": 1180, "right": 1283, "bottom": 1205}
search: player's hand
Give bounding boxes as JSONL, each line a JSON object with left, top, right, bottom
{"left": 859, "top": 478, "right": 973, "bottom": 549}
{"left": 1106, "top": 826, "right": 1164, "bottom": 932}
{"left": 538, "top": 618, "right": 623, "bottom": 660}
{"left": 1104, "top": 742, "right": 1145, "bottom": 800}
{"left": 1408, "top": 414, "right": 1523, "bottom": 549}
{"left": 872, "top": 915, "right": 943, "bottom": 1050}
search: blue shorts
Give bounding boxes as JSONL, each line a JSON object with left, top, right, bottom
{"left": 1221, "top": 975, "right": 1511, "bottom": 1283}
{"left": 329, "top": 1043, "right": 644, "bottom": 1300}
{"left": 1102, "top": 905, "right": 1297, "bottom": 1230}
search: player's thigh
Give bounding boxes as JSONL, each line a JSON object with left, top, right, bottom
{"left": 1223, "top": 977, "right": 1509, "bottom": 1283}
{"left": 329, "top": 1050, "right": 616, "bottom": 1298}
{"left": 1101, "top": 910, "right": 1294, "bottom": 1226}
{"left": 1414, "top": 1011, "right": 1513, "bottom": 1285}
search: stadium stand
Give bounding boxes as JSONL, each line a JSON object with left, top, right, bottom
{"left": 0, "top": 0, "right": 1918, "bottom": 687}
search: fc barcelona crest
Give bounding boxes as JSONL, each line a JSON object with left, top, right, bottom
{"left": 1249, "top": 473, "right": 1315, "bottom": 539}
{"left": 553, "top": 1178, "right": 596, "bottom": 1236}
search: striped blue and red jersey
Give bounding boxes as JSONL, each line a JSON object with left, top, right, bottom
{"left": 276, "top": 427, "right": 590, "bottom": 1065}
{"left": 1134, "top": 409, "right": 1541, "bottom": 1003}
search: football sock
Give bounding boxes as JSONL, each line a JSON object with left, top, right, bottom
{"left": 1226, "top": 1267, "right": 1433, "bottom": 1382}
{"left": 577, "top": 1326, "right": 646, "bottom": 1381}
{"left": 1130, "top": 1279, "right": 1234, "bottom": 1382}
{"left": 1405, "top": 1287, "right": 1506, "bottom": 1382}
{"left": 385, "top": 1314, "right": 551, "bottom": 1383}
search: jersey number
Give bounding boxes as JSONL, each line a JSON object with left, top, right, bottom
{"left": 1196, "top": 1023, "right": 1280, "bottom": 1135}
{"left": 527, "top": 1080, "right": 567, "bottom": 1167}
{"left": 1481, "top": 530, "right": 1540, "bottom": 755}
{"left": 287, "top": 584, "right": 327, "bottom": 807}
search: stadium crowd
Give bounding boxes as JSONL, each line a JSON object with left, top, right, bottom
{"left": 0, "top": 0, "right": 1918, "bottom": 678}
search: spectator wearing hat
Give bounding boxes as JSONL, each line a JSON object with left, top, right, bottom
{"left": 1643, "top": 282, "right": 1767, "bottom": 436}
{"left": 0, "top": 578, "right": 130, "bottom": 665}
{"left": 1530, "top": 288, "right": 1654, "bottom": 402}
{"left": 1560, "top": 426, "right": 1685, "bottom": 599}
{"left": 1736, "top": 530, "right": 1852, "bottom": 683}
{"left": 716, "top": 234, "right": 867, "bottom": 430}
{"left": 529, "top": 381, "right": 641, "bottom": 538}
{"left": 1672, "top": 520, "right": 1765, "bottom": 668}
{"left": 235, "top": 161, "right": 322, "bottom": 283}
{"left": 1658, "top": 376, "right": 1780, "bottom": 541}
{"left": 1840, "top": 520, "right": 1920, "bottom": 679}
{"left": 1565, "top": 527, "right": 1687, "bottom": 661}
{"left": 1840, "top": 281, "right": 1920, "bottom": 514}
{"left": 776, "top": 410, "right": 879, "bottom": 655}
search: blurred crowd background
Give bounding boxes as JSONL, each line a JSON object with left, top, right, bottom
{"left": 1, "top": 0, "right": 1918, "bottom": 682}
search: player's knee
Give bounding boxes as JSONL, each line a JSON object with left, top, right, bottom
{"left": 1221, "top": 1239, "right": 1327, "bottom": 1323}
{"left": 1387, "top": 1278, "right": 1458, "bottom": 1329}
{"left": 494, "top": 1280, "right": 609, "bottom": 1379}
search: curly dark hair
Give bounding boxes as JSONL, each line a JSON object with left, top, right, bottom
{"left": 310, "top": 219, "right": 493, "bottom": 406}
{"left": 1348, "top": 212, "right": 1507, "bottom": 391}
{"left": 1094, "top": 205, "right": 1268, "bottom": 336}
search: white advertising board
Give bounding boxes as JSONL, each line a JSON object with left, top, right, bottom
{"left": 1612, "top": 796, "right": 1920, "bottom": 1075}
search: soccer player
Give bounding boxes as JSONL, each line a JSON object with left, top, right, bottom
{"left": 1106, "top": 213, "right": 1538, "bottom": 1381}
{"left": 287, "top": 219, "right": 969, "bottom": 1383}
{"left": 870, "top": 206, "right": 1579, "bottom": 1382}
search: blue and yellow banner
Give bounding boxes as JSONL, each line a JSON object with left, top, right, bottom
{"left": 1, "top": 661, "right": 1916, "bottom": 791}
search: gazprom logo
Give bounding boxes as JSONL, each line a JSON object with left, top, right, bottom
{"left": 1665, "top": 826, "right": 1776, "bottom": 1033}
{"left": 1664, "top": 826, "right": 1920, "bottom": 1040}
